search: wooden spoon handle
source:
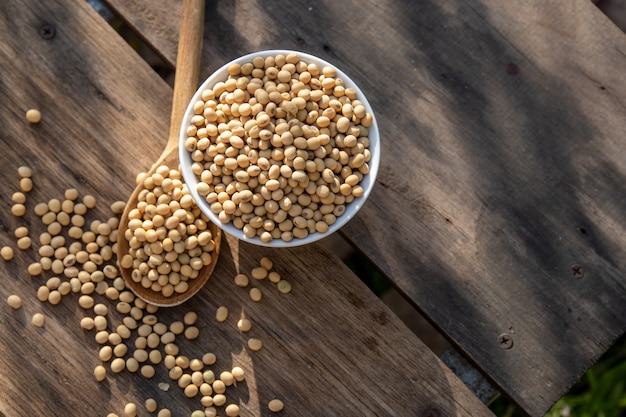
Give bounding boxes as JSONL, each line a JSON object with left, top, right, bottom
{"left": 167, "top": 0, "right": 205, "bottom": 149}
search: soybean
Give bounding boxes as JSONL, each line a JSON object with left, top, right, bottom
{"left": 251, "top": 266, "right": 268, "bottom": 280}
{"left": 26, "top": 109, "right": 41, "bottom": 124}
{"left": 7, "top": 294, "right": 21, "bottom": 309}
{"left": 124, "top": 402, "right": 137, "bottom": 417}
{"left": 225, "top": 404, "right": 240, "bottom": 417}
{"left": 202, "top": 352, "right": 217, "bottom": 366}
{"left": 231, "top": 366, "right": 245, "bottom": 382}
{"left": 145, "top": 398, "right": 158, "bottom": 413}
{"left": 94, "top": 365, "right": 107, "bottom": 382}
{"left": 32, "top": 313, "right": 45, "bottom": 327}
{"left": 215, "top": 305, "right": 229, "bottom": 322}
{"left": 234, "top": 273, "right": 249, "bottom": 287}
{"left": 249, "top": 287, "right": 263, "bottom": 301}
{"left": 1, "top": 246, "right": 14, "bottom": 261}
{"left": 247, "top": 338, "right": 263, "bottom": 351}
{"left": 277, "top": 280, "right": 292, "bottom": 294}
{"left": 237, "top": 317, "right": 252, "bottom": 332}
{"left": 268, "top": 399, "right": 284, "bottom": 412}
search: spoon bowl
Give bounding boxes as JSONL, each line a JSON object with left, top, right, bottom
{"left": 117, "top": 0, "right": 221, "bottom": 307}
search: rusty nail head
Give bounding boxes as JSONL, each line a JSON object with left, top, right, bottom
{"left": 422, "top": 408, "right": 441, "bottom": 417}
{"left": 570, "top": 264, "right": 585, "bottom": 279}
{"left": 506, "top": 62, "right": 519, "bottom": 75}
{"left": 497, "top": 333, "right": 513, "bottom": 349}
{"left": 39, "top": 24, "right": 56, "bottom": 40}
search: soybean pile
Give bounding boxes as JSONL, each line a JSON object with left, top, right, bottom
{"left": 2, "top": 117, "right": 288, "bottom": 416}
{"left": 184, "top": 52, "right": 374, "bottom": 243}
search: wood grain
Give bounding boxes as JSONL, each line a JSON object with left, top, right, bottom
{"left": 0, "top": 0, "right": 492, "bottom": 416}
{"left": 100, "top": 0, "right": 626, "bottom": 415}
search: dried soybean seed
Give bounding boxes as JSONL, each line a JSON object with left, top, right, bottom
{"left": 94, "top": 365, "right": 107, "bottom": 382}
{"left": 189, "top": 358, "right": 203, "bottom": 372}
{"left": 14, "top": 226, "right": 28, "bottom": 238}
{"left": 268, "top": 399, "right": 284, "bottom": 412}
{"left": 248, "top": 338, "right": 263, "bottom": 351}
{"left": 1, "top": 246, "right": 14, "bottom": 261}
{"left": 47, "top": 290, "right": 62, "bottom": 305}
{"left": 169, "top": 321, "right": 184, "bottom": 335}
{"left": 237, "top": 317, "right": 252, "bottom": 332}
{"left": 26, "top": 109, "right": 41, "bottom": 123}
{"left": 141, "top": 365, "right": 156, "bottom": 379}
{"left": 94, "top": 316, "right": 108, "bottom": 331}
{"left": 99, "top": 346, "right": 113, "bottom": 362}
{"left": 34, "top": 202, "right": 48, "bottom": 216}
{"left": 249, "top": 287, "right": 263, "bottom": 301}
{"left": 202, "top": 352, "right": 217, "bottom": 366}
{"left": 7, "top": 295, "right": 21, "bottom": 309}
{"left": 147, "top": 333, "right": 160, "bottom": 348}
{"left": 20, "top": 178, "right": 33, "bottom": 192}
{"left": 80, "top": 317, "right": 95, "bottom": 330}
{"left": 124, "top": 402, "right": 137, "bottom": 417}
{"left": 126, "top": 358, "right": 140, "bottom": 373}
{"left": 36, "top": 285, "right": 50, "bottom": 302}
{"left": 178, "top": 373, "right": 192, "bottom": 388}
{"left": 234, "top": 273, "right": 249, "bottom": 287}
{"left": 95, "top": 331, "right": 109, "bottom": 344}
{"left": 202, "top": 371, "right": 216, "bottom": 386}
{"left": 251, "top": 266, "right": 268, "bottom": 280}
{"left": 212, "top": 379, "right": 226, "bottom": 393}
{"left": 94, "top": 303, "right": 108, "bottom": 316}
{"left": 114, "top": 344, "right": 128, "bottom": 357}
{"left": 184, "top": 326, "right": 199, "bottom": 340}
{"left": 17, "top": 236, "right": 31, "bottom": 250}
{"left": 220, "top": 371, "right": 235, "bottom": 386}
{"left": 191, "top": 371, "right": 204, "bottom": 386}
{"left": 225, "top": 404, "right": 240, "bottom": 417}
{"left": 203, "top": 406, "right": 217, "bottom": 417}
{"left": 268, "top": 271, "right": 281, "bottom": 283}
{"left": 83, "top": 195, "right": 96, "bottom": 208}
{"left": 79, "top": 295, "right": 95, "bottom": 309}
{"left": 169, "top": 366, "right": 183, "bottom": 380}
{"left": 184, "top": 311, "right": 198, "bottom": 325}
{"left": 58, "top": 282, "right": 71, "bottom": 296}
{"left": 183, "top": 384, "right": 198, "bottom": 397}
{"left": 216, "top": 306, "right": 229, "bottom": 322}
{"left": 277, "top": 280, "right": 292, "bottom": 293}
{"left": 164, "top": 343, "right": 179, "bottom": 356}
{"left": 145, "top": 398, "right": 158, "bottom": 413}
{"left": 18, "top": 165, "right": 33, "bottom": 177}
{"left": 157, "top": 409, "right": 171, "bottom": 417}
{"left": 32, "top": 313, "right": 45, "bottom": 327}
{"left": 259, "top": 256, "right": 273, "bottom": 270}
{"left": 134, "top": 349, "right": 149, "bottom": 363}
{"left": 12, "top": 192, "right": 26, "bottom": 204}
{"left": 212, "top": 394, "right": 227, "bottom": 407}
{"left": 231, "top": 366, "right": 245, "bottom": 382}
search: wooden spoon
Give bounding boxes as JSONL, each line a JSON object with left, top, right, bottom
{"left": 117, "top": 0, "right": 221, "bottom": 307}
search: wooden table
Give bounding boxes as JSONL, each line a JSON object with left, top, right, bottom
{"left": 1, "top": 0, "right": 625, "bottom": 416}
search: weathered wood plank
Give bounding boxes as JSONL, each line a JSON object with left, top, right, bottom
{"left": 101, "top": 0, "right": 626, "bottom": 415}
{"left": 0, "top": 0, "right": 493, "bottom": 416}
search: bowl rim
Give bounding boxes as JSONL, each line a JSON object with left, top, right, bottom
{"left": 179, "top": 49, "right": 380, "bottom": 247}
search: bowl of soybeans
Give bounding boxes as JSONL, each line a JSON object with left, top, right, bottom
{"left": 179, "top": 50, "right": 379, "bottom": 247}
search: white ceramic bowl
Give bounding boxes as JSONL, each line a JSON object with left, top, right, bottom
{"left": 179, "top": 50, "right": 380, "bottom": 247}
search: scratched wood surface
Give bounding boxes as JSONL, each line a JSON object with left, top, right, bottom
{"left": 101, "top": 0, "right": 626, "bottom": 415}
{"left": 0, "top": 1, "right": 494, "bottom": 416}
